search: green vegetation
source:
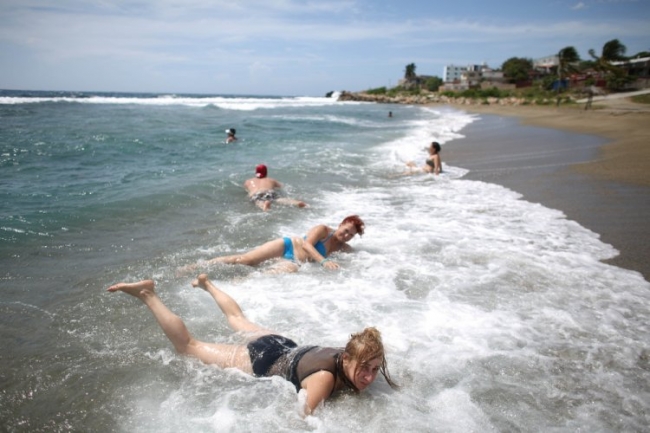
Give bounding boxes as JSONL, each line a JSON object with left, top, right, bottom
{"left": 404, "top": 63, "right": 416, "bottom": 80}
{"left": 388, "top": 86, "right": 421, "bottom": 96}
{"left": 366, "top": 87, "right": 387, "bottom": 95}
{"left": 631, "top": 94, "right": 650, "bottom": 104}
{"left": 357, "top": 40, "right": 644, "bottom": 106}
{"left": 588, "top": 39, "right": 632, "bottom": 91}
{"left": 558, "top": 46, "right": 581, "bottom": 74}
{"left": 501, "top": 57, "right": 533, "bottom": 83}
{"left": 425, "top": 77, "right": 443, "bottom": 92}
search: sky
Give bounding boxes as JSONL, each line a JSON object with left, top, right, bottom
{"left": 0, "top": 0, "right": 648, "bottom": 96}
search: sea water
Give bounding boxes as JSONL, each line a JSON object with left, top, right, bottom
{"left": 1, "top": 90, "right": 648, "bottom": 432}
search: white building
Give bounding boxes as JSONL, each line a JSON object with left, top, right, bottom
{"left": 533, "top": 55, "right": 559, "bottom": 73}
{"left": 443, "top": 64, "right": 485, "bottom": 82}
{"left": 443, "top": 65, "right": 465, "bottom": 82}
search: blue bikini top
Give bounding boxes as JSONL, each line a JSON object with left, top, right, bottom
{"left": 306, "top": 230, "right": 334, "bottom": 258}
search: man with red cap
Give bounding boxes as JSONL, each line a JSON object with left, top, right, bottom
{"left": 243, "top": 164, "right": 307, "bottom": 211}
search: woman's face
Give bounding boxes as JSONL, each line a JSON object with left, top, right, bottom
{"left": 344, "top": 355, "right": 382, "bottom": 391}
{"left": 336, "top": 222, "right": 358, "bottom": 242}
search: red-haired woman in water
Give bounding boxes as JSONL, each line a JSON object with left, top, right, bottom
{"left": 180, "top": 215, "right": 366, "bottom": 274}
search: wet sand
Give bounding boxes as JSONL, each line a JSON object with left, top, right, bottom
{"left": 444, "top": 99, "right": 650, "bottom": 281}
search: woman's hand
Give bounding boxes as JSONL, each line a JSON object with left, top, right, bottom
{"left": 321, "top": 259, "right": 340, "bottom": 270}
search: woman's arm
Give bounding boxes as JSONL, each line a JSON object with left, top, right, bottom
{"left": 432, "top": 154, "right": 441, "bottom": 175}
{"left": 302, "top": 225, "right": 340, "bottom": 269}
{"left": 301, "top": 371, "right": 336, "bottom": 415}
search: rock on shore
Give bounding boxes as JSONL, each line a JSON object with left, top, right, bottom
{"left": 338, "top": 90, "right": 536, "bottom": 106}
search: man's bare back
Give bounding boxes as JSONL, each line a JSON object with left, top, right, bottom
{"left": 243, "top": 165, "right": 307, "bottom": 211}
{"left": 244, "top": 177, "right": 283, "bottom": 196}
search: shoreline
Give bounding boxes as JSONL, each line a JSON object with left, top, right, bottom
{"left": 447, "top": 100, "right": 650, "bottom": 187}
{"left": 443, "top": 99, "right": 650, "bottom": 281}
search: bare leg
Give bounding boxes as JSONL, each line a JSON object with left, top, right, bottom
{"left": 107, "top": 279, "right": 253, "bottom": 372}
{"left": 208, "top": 238, "right": 287, "bottom": 266}
{"left": 275, "top": 197, "right": 308, "bottom": 208}
{"left": 191, "top": 274, "right": 272, "bottom": 335}
{"left": 389, "top": 168, "right": 423, "bottom": 178}
{"left": 178, "top": 237, "right": 290, "bottom": 274}
{"left": 265, "top": 261, "right": 301, "bottom": 274}
{"left": 254, "top": 200, "right": 272, "bottom": 211}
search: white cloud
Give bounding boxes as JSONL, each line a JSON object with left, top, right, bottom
{"left": 572, "top": 2, "right": 587, "bottom": 9}
{"left": 1, "top": 0, "right": 648, "bottom": 93}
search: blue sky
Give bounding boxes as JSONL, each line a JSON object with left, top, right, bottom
{"left": 1, "top": 0, "right": 648, "bottom": 96}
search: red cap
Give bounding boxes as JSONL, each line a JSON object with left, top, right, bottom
{"left": 255, "top": 164, "right": 267, "bottom": 178}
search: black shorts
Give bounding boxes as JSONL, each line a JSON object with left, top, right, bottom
{"left": 250, "top": 191, "right": 279, "bottom": 202}
{"left": 247, "top": 335, "right": 297, "bottom": 377}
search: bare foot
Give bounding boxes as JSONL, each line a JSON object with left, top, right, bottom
{"left": 107, "top": 280, "right": 155, "bottom": 298}
{"left": 191, "top": 273, "right": 209, "bottom": 291}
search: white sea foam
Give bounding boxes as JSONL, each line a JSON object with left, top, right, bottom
{"left": 151, "top": 167, "right": 648, "bottom": 431}
{"left": 0, "top": 94, "right": 361, "bottom": 110}
{"left": 141, "top": 105, "right": 649, "bottom": 431}
{"left": 268, "top": 113, "right": 379, "bottom": 127}
{"left": 9, "top": 97, "right": 647, "bottom": 432}
{"left": 377, "top": 107, "right": 478, "bottom": 167}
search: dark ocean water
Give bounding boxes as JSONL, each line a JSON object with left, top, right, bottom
{"left": 1, "top": 90, "right": 648, "bottom": 432}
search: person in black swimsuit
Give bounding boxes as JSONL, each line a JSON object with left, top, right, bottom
{"left": 107, "top": 274, "right": 397, "bottom": 415}
{"left": 396, "top": 141, "right": 443, "bottom": 177}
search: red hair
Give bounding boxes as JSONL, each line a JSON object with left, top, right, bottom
{"left": 341, "top": 215, "right": 365, "bottom": 236}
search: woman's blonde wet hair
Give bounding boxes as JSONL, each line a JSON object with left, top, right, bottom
{"left": 345, "top": 327, "right": 399, "bottom": 390}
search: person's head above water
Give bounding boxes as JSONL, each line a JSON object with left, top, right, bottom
{"left": 255, "top": 164, "right": 268, "bottom": 179}
{"left": 340, "top": 215, "right": 365, "bottom": 237}
{"left": 226, "top": 128, "right": 236, "bottom": 136}
{"left": 341, "top": 327, "right": 398, "bottom": 392}
{"left": 429, "top": 142, "right": 441, "bottom": 154}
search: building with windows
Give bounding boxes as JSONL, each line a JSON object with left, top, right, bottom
{"left": 443, "top": 65, "right": 466, "bottom": 83}
{"left": 439, "top": 63, "right": 509, "bottom": 91}
{"left": 533, "top": 55, "right": 559, "bottom": 73}
{"left": 443, "top": 64, "right": 486, "bottom": 83}
{"left": 612, "top": 56, "right": 650, "bottom": 89}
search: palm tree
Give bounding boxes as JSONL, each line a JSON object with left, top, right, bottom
{"left": 557, "top": 46, "right": 580, "bottom": 78}
{"left": 588, "top": 39, "right": 628, "bottom": 90}
{"left": 589, "top": 39, "right": 627, "bottom": 73}
{"left": 404, "top": 63, "right": 416, "bottom": 80}
{"left": 555, "top": 46, "right": 580, "bottom": 105}
{"left": 589, "top": 39, "right": 627, "bottom": 62}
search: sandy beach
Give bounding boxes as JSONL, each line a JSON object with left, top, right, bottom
{"left": 445, "top": 97, "right": 650, "bottom": 281}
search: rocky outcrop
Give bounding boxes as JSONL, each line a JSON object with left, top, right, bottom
{"left": 338, "top": 91, "right": 552, "bottom": 106}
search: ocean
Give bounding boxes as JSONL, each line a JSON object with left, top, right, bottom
{"left": 1, "top": 89, "right": 649, "bottom": 432}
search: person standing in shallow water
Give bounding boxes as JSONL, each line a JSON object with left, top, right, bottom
{"left": 244, "top": 164, "right": 307, "bottom": 211}
{"left": 107, "top": 274, "right": 398, "bottom": 415}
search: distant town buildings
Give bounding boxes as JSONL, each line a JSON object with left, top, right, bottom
{"left": 611, "top": 56, "right": 650, "bottom": 77}
{"left": 432, "top": 53, "right": 650, "bottom": 93}
{"left": 440, "top": 63, "right": 508, "bottom": 92}
{"left": 443, "top": 65, "right": 465, "bottom": 83}
{"left": 533, "top": 55, "right": 560, "bottom": 73}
